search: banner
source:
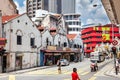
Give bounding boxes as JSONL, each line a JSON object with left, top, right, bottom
{"left": 102, "top": 27, "right": 110, "bottom": 41}
{"left": 93, "top": 27, "right": 98, "bottom": 31}
{"left": 102, "top": 34, "right": 110, "bottom": 41}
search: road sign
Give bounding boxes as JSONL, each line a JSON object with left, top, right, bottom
{"left": 112, "top": 40, "right": 118, "bottom": 46}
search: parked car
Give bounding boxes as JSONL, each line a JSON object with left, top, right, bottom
{"left": 57, "top": 59, "right": 69, "bottom": 66}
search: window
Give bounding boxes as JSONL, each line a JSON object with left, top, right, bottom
{"left": 46, "top": 38, "right": 49, "bottom": 46}
{"left": 33, "top": 0, "right": 36, "bottom": 2}
{"left": 64, "top": 42, "right": 67, "bottom": 47}
{"left": 17, "top": 20, "right": 20, "bottom": 23}
{"left": 17, "top": 35, "right": 22, "bottom": 45}
{"left": 30, "top": 38, "right": 35, "bottom": 46}
{"left": 58, "top": 41, "right": 60, "bottom": 47}
{"left": 16, "top": 30, "right": 23, "bottom": 45}
{"left": 69, "top": 28, "right": 72, "bottom": 31}
{"left": 38, "top": 0, "right": 41, "bottom": 2}
{"left": 74, "top": 44, "right": 77, "bottom": 48}
{"left": 69, "top": 22, "right": 72, "bottom": 25}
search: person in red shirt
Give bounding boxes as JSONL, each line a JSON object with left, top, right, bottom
{"left": 71, "top": 68, "right": 80, "bottom": 80}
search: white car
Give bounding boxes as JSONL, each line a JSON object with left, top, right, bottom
{"left": 57, "top": 59, "right": 69, "bottom": 66}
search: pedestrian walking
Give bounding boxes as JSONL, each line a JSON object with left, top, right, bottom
{"left": 57, "top": 60, "right": 61, "bottom": 74}
{"left": 71, "top": 68, "right": 80, "bottom": 80}
{"left": 116, "top": 58, "right": 119, "bottom": 72}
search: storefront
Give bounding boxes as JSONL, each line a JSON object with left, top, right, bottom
{"left": 40, "top": 46, "right": 81, "bottom": 66}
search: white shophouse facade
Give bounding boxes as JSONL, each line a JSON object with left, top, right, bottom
{"left": 35, "top": 12, "right": 69, "bottom": 66}
{"left": 2, "top": 13, "right": 40, "bottom": 72}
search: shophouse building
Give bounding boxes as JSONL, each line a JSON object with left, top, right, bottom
{"left": 67, "top": 34, "right": 83, "bottom": 62}
{"left": 36, "top": 13, "right": 70, "bottom": 66}
{"left": 0, "top": 0, "right": 18, "bottom": 16}
{"left": 2, "top": 13, "right": 40, "bottom": 72}
{"left": 0, "top": 10, "right": 7, "bottom": 73}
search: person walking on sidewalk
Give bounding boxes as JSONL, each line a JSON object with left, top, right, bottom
{"left": 57, "top": 59, "right": 61, "bottom": 74}
{"left": 116, "top": 58, "right": 119, "bottom": 72}
{"left": 71, "top": 68, "right": 80, "bottom": 80}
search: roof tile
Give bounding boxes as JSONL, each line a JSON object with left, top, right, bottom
{"left": 2, "top": 14, "right": 19, "bottom": 23}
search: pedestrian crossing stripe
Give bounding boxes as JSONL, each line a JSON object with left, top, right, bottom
{"left": 9, "top": 75, "right": 15, "bottom": 80}
{"left": 25, "top": 69, "right": 90, "bottom": 75}
{"left": 88, "top": 76, "right": 96, "bottom": 80}
{"left": 77, "top": 69, "right": 83, "bottom": 73}
{"left": 64, "top": 79, "right": 70, "bottom": 80}
{"left": 81, "top": 71, "right": 89, "bottom": 75}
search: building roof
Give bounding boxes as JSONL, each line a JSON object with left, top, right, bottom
{"left": 67, "top": 34, "right": 77, "bottom": 40}
{"left": 2, "top": 14, "right": 19, "bottom": 23}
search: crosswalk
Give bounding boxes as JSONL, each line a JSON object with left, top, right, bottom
{"left": 24, "top": 68, "right": 90, "bottom": 75}
{"left": 6, "top": 69, "right": 100, "bottom": 80}
{"left": 9, "top": 75, "right": 15, "bottom": 80}
{"left": 23, "top": 68, "right": 99, "bottom": 80}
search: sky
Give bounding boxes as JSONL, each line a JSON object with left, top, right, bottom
{"left": 13, "top": 0, "right": 110, "bottom": 26}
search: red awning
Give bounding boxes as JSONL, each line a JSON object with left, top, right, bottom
{"left": 0, "top": 38, "right": 6, "bottom": 47}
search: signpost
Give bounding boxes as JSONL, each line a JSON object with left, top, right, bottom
{"left": 112, "top": 40, "right": 118, "bottom": 75}
{"left": 112, "top": 40, "right": 118, "bottom": 46}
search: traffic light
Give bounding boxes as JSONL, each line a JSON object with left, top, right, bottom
{"left": 112, "top": 47, "right": 116, "bottom": 55}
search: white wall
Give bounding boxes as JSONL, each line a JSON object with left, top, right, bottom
{"left": 3, "top": 14, "right": 41, "bottom": 71}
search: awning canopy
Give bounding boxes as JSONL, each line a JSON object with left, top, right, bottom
{"left": 41, "top": 49, "right": 79, "bottom": 53}
{"left": 0, "top": 38, "right": 6, "bottom": 47}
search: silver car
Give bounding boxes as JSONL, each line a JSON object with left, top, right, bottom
{"left": 57, "top": 59, "right": 69, "bottom": 66}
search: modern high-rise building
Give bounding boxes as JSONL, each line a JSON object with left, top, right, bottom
{"left": 27, "top": 0, "right": 43, "bottom": 18}
{"left": 64, "top": 14, "right": 81, "bottom": 34}
{"left": 60, "top": 0, "right": 76, "bottom": 14}
{"left": 26, "top": 0, "right": 76, "bottom": 18}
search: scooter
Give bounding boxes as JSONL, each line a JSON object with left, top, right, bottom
{"left": 90, "top": 63, "right": 98, "bottom": 72}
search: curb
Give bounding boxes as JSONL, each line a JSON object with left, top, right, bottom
{"left": 104, "top": 67, "right": 120, "bottom": 78}
{"left": 7, "top": 66, "right": 53, "bottom": 74}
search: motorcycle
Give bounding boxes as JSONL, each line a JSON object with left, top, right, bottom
{"left": 90, "top": 61, "right": 98, "bottom": 72}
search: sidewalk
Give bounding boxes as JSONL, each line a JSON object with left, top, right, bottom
{"left": 105, "top": 66, "right": 120, "bottom": 78}
{"left": 0, "top": 66, "right": 52, "bottom": 76}
{"left": 104, "top": 59, "right": 120, "bottom": 78}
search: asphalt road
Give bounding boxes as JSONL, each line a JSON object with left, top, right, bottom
{"left": 0, "top": 58, "right": 120, "bottom": 80}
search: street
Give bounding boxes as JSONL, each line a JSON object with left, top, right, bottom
{"left": 0, "top": 58, "right": 120, "bottom": 80}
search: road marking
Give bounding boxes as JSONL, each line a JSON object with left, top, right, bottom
{"left": 9, "top": 75, "right": 15, "bottom": 80}
{"left": 77, "top": 69, "right": 83, "bottom": 74}
{"left": 24, "top": 66, "right": 89, "bottom": 75}
{"left": 0, "top": 75, "right": 7, "bottom": 78}
{"left": 81, "top": 71, "right": 89, "bottom": 75}
{"left": 88, "top": 76, "right": 96, "bottom": 80}
{"left": 64, "top": 78, "right": 70, "bottom": 80}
